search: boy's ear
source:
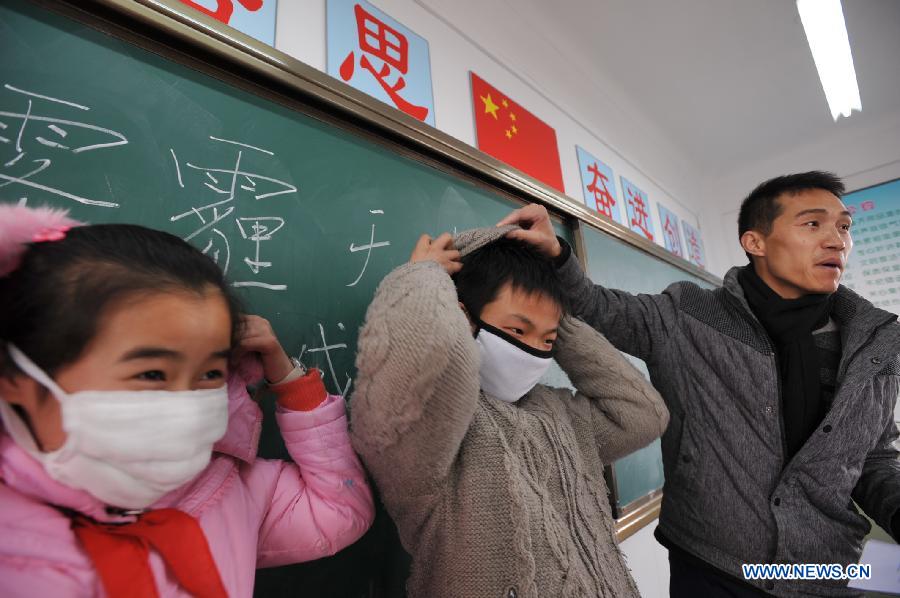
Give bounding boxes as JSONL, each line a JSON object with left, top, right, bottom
{"left": 458, "top": 302, "right": 477, "bottom": 334}
{"left": 458, "top": 301, "right": 471, "bottom": 321}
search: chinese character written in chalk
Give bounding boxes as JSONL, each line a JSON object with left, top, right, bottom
{"left": 0, "top": 83, "right": 128, "bottom": 209}
{"left": 301, "top": 322, "right": 353, "bottom": 397}
{"left": 347, "top": 209, "right": 391, "bottom": 287}
{"left": 168, "top": 135, "right": 297, "bottom": 291}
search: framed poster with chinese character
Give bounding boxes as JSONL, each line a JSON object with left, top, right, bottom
{"left": 576, "top": 146, "right": 624, "bottom": 225}
{"left": 657, "top": 203, "right": 684, "bottom": 257}
{"left": 327, "top": 0, "right": 435, "bottom": 126}
{"left": 841, "top": 177, "right": 900, "bottom": 313}
{"left": 621, "top": 176, "right": 654, "bottom": 241}
{"left": 176, "top": 0, "right": 277, "bottom": 46}
{"left": 681, "top": 220, "right": 707, "bottom": 270}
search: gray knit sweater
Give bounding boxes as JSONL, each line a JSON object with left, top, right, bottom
{"left": 349, "top": 229, "right": 669, "bottom": 598}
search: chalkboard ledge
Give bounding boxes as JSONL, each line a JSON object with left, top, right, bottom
{"left": 615, "top": 491, "right": 662, "bottom": 543}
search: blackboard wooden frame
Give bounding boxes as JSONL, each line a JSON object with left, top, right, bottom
{"left": 26, "top": 0, "right": 724, "bottom": 541}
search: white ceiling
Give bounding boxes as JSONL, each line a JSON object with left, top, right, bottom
{"left": 522, "top": 0, "right": 900, "bottom": 174}
{"left": 432, "top": 0, "right": 900, "bottom": 178}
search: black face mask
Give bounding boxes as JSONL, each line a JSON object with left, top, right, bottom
{"left": 472, "top": 318, "right": 554, "bottom": 358}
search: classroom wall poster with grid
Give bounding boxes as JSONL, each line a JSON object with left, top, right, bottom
{"left": 842, "top": 178, "right": 900, "bottom": 314}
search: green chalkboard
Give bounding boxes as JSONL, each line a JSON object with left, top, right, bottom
{"left": 0, "top": 2, "right": 572, "bottom": 596}
{"left": 580, "top": 225, "right": 715, "bottom": 514}
{"left": 0, "top": 1, "right": 569, "bottom": 399}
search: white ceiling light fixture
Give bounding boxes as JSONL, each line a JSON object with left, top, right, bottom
{"left": 796, "top": 0, "right": 862, "bottom": 120}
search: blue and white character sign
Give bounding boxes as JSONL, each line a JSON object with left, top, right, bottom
{"left": 621, "top": 176, "right": 654, "bottom": 241}
{"left": 657, "top": 203, "right": 684, "bottom": 257}
{"left": 327, "top": 0, "right": 435, "bottom": 126}
{"left": 176, "top": 0, "right": 277, "bottom": 46}
{"left": 576, "top": 146, "right": 623, "bottom": 224}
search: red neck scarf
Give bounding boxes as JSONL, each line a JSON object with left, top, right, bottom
{"left": 71, "top": 508, "right": 227, "bottom": 598}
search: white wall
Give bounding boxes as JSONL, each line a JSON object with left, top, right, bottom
{"left": 698, "top": 110, "right": 900, "bottom": 278}
{"left": 273, "top": 0, "right": 709, "bottom": 261}
{"left": 621, "top": 524, "right": 670, "bottom": 597}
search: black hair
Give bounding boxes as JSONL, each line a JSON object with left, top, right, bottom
{"left": 0, "top": 223, "right": 243, "bottom": 378}
{"left": 738, "top": 171, "right": 845, "bottom": 239}
{"left": 452, "top": 236, "right": 569, "bottom": 320}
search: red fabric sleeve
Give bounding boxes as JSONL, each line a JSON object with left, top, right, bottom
{"left": 273, "top": 368, "right": 327, "bottom": 411}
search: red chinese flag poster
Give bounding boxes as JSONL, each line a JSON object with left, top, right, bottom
{"left": 470, "top": 72, "right": 564, "bottom": 193}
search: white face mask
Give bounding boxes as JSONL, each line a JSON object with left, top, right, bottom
{"left": 0, "top": 345, "right": 229, "bottom": 510}
{"left": 474, "top": 321, "right": 553, "bottom": 403}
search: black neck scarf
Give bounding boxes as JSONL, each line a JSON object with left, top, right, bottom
{"left": 738, "top": 266, "right": 834, "bottom": 460}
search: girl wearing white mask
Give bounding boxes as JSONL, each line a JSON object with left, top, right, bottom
{"left": 350, "top": 226, "right": 670, "bottom": 598}
{"left": 0, "top": 205, "right": 374, "bottom": 598}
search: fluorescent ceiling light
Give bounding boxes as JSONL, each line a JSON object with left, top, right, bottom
{"left": 796, "top": 0, "right": 862, "bottom": 120}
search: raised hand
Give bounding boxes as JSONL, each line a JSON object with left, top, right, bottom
{"left": 236, "top": 315, "right": 294, "bottom": 384}
{"left": 409, "top": 232, "right": 463, "bottom": 275}
{"left": 496, "top": 203, "right": 562, "bottom": 258}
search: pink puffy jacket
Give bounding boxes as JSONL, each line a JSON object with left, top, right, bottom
{"left": 0, "top": 363, "right": 375, "bottom": 597}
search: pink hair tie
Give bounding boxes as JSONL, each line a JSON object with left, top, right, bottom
{"left": 32, "top": 224, "right": 72, "bottom": 243}
{"left": 0, "top": 205, "right": 82, "bottom": 277}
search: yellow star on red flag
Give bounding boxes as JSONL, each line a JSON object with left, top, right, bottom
{"left": 481, "top": 93, "right": 500, "bottom": 120}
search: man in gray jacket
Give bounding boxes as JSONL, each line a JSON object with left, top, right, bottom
{"left": 499, "top": 171, "right": 900, "bottom": 597}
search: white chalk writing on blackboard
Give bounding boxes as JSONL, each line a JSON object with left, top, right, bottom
{"left": 347, "top": 209, "right": 391, "bottom": 287}
{"left": 168, "top": 135, "right": 298, "bottom": 291}
{"left": 237, "top": 216, "right": 285, "bottom": 273}
{"left": 303, "top": 323, "right": 353, "bottom": 398}
{"left": 0, "top": 84, "right": 128, "bottom": 208}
